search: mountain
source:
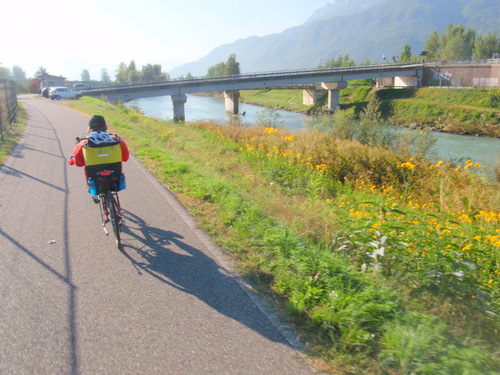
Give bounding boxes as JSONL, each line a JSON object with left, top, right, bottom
{"left": 305, "top": 0, "right": 387, "bottom": 24}
{"left": 171, "top": 0, "right": 500, "bottom": 77}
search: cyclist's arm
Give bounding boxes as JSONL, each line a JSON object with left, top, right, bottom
{"left": 73, "top": 140, "right": 86, "bottom": 167}
{"left": 119, "top": 139, "right": 129, "bottom": 162}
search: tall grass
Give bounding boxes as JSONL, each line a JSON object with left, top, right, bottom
{"left": 66, "top": 97, "right": 500, "bottom": 374}
{"left": 0, "top": 104, "right": 26, "bottom": 165}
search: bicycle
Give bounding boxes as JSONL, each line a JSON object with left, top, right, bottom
{"left": 69, "top": 134, "right": 126, "bottom": 250}
{"left": 94, "top": 169, "right": 124, "bottom": 250}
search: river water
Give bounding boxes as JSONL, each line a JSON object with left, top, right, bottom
{"left": 125, "top": 94, "right": 500, "bottom": 174}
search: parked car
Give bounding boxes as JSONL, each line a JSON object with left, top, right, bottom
{"left": 41, "top": 87, "right": 52, "bottom": 98}
{"left": 49, "top": 87, "right": 82, "bottom": 100}
{"left": 73, "top": 83, "right": 93, "bottom": 91}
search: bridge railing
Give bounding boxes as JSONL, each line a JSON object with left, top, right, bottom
{"left": 85, "top": 59, "right": 498, "bottom": 93}
{"left": 88, "top": 62, "right": 426, "bottom": 92}
{"left": 0, "top": 78, "right": 18, "bottom": 141}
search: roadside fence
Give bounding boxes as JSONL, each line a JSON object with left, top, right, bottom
{"left": 0, "top": 78, "right": 18, "bottom": 141}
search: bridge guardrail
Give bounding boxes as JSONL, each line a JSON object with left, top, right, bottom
{"left": 85, "top": 59, "right": 498, "bottom": 94}
{"left": 88, "top": 62, "right": 426, "bottom": 93}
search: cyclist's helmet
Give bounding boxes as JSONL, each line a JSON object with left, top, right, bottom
{"left": 88, "top": 115, "right": 107, "bottom": 132}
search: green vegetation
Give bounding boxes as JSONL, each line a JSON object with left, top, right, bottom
{"left": 423, "top": 24, "right": 500, "bottom": 62}
{"left": 66, "top": 97, "right": 500, "bottom": 374}
{"left": 206, "top": 53, "right": 241, "bottom": 77}
{"left": 0, "top": 104, "right": 26, "bottom": 165}
{"left": 240, "top": 86, "right": 500, "bottom": 137}
{"left": 240, "top": 89, "right": 311, "bottom": 113}
{"left": 115, "top": 60, "right": 169, "bottom": 84}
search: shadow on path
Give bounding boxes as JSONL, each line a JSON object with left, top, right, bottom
{"left": 120, "top": 210, "right": 293, "bottom": 347}
{"left": 1, "top": 165, "right": 66, "bottom": 192}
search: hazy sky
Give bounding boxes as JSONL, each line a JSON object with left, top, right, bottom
{"left": 2, "top": 0, "right": 331, "bottom": 80}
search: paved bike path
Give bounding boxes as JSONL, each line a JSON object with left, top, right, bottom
{"left": 0, "top": 96, "right": 316, "bottom": 374}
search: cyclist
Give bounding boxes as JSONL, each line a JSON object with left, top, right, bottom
{"left": 70, "top": 115, "right": 129, "bottom": 200}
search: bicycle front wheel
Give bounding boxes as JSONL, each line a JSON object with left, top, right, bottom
{"left": 107, "top": 190, "right": 122, "bottom": 249}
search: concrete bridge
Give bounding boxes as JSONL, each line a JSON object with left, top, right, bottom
{"left": 83, "top": 63, "right": 424, "bottom": 121}
{"left": 82, "top": 61, "right": 499, "bottom": 122}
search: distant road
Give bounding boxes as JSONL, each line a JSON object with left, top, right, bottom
{"left": 0, "top": 95, "right": 315, "bottom": 374}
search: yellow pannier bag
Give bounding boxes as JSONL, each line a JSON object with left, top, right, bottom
{"left": 82, "top": 143, "right": 122, "bottom": 166}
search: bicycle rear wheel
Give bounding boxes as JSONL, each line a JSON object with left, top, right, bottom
{"left": 107, "top": 190, "right": 122, "bottom": 249}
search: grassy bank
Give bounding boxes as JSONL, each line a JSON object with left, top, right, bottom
{"left": 0, "top": 104, "right": 26, "bottom": 165}
{"left": 66, "top": 97, "right": 499, "bottom": 374}
{"left": 240, "top": 87, "right": 500, "bottom": 137}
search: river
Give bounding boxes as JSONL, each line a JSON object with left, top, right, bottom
{"left": 125, "top": 94, "right": 500, "bottom": 174}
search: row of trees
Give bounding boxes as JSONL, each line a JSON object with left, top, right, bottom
{"left": 206, "top": 54, "right": 240, "bottom": 77}
{"left": 0, "top": 64, "right": 32, "bottom": 93}
{"left": 318, "top": 54, "right": 372, "bottom": 69}
{"left": 318, "top": 24, "right": 499, "bottom": 68}
{"left": 0, "top": 65, "right": 27, "bottom": 82}
{"left": 79, "top": 60, "right": 171, "bottom": 84}
{"left": 399, "top": 24, "right": 500, "bottom": 64}
{"left": 114, "top": 60, "right": 169, "bottom": 84}
{"left": 0, "top": 60, "right": 171, "bottom": 90}
{"left": 425, "top": 24, "right": 499, "bottom": 61}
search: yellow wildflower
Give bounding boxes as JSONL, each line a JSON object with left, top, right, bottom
{"left": 462, "top": 244, "right": 473, "bottom": 251}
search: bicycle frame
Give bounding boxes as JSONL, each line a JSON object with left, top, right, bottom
{"left": 99, "top": 189, "right": 122, "bottom": 234}
{"left": 95, "top": 169, "right": 123, "bottom": 247}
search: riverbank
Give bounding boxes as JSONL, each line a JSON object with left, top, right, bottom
{"left": 239, "top": 86, "right": 500, "bottom": 137}
{"left": 66, "top": 97, "right": 500, "bottom": 374}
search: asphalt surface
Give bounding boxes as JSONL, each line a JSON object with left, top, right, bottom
{"left": 0, "top": 96, "right": 316, "bottom": 374}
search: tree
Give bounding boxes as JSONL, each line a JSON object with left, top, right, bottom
{"left": 115, "top": 62, "right": 128, "bottom": 84}
{"left": 0, "top": 64, "right": 10, "bottom": 78}
{"left": 425, "top": 31, "right": 441, "bottom": 60}
{"left": 206, "top": 54, "right": 240, "bottom": 77}
{"left": 81, "top": 69, "right": 90, "bottom": 81}
{"left": 101, "top": 68, "right": 111, "bottom": 83}
{"left": 35, "top": 66, "right": 47, "bottom": 76}
{"left": 441, "top": 24, "right": 476, "bottom": 60}
{"left": 11, "top": 65, "right": 27, "bottom": 82}
{"left": 319, "top": 54, "right": 356, "bottom": 68}
{"left": 207, "top": 62, "right": 226, "bottom": 77}
{"left": 473, "top": 32, "right": 500, "bottom": 59}
{"left": 141, "top": 63, "right": 169, "bottom": 82}
{"left": 115, "top": 61, "right": 171, "bottom": 84}
{"left": 399, "top": 44, "right": 412, "bottom": 64}
{"left": 128, "top": 60, "right": 140, "bottom": 83}
{"left": 224, "top": 53, "right": 240, "bottom": 75}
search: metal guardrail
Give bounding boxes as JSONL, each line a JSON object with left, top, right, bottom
{"left": 80, "top": 59, "right": 500, "bottom": 102}
{"left": 0, "top": 78, "right": 18, "bottom": 141}
{"left": 85, "top": 59, "right": 498, "bottom": 92}
{"left": 87, "top": 62, "right": 425, "bottom": 92}
{"left": 85, "top": 62, "right": 428, "bottom": 99}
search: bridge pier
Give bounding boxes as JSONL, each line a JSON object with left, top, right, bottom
{"left": 321, "top": 81, "right": 348, "bottom": 111}
{"left": 303, "top": 87, "right": 326, "bottom": 105}
{"left": 224, "top": 90, "right": 240, "bottom": 114}
{"left": 171, "top": 93, "right": 187, "bottom": 122}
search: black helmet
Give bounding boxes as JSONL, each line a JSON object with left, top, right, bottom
{"left": 89, "top": 115, "right": 107, "bottom": 132}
